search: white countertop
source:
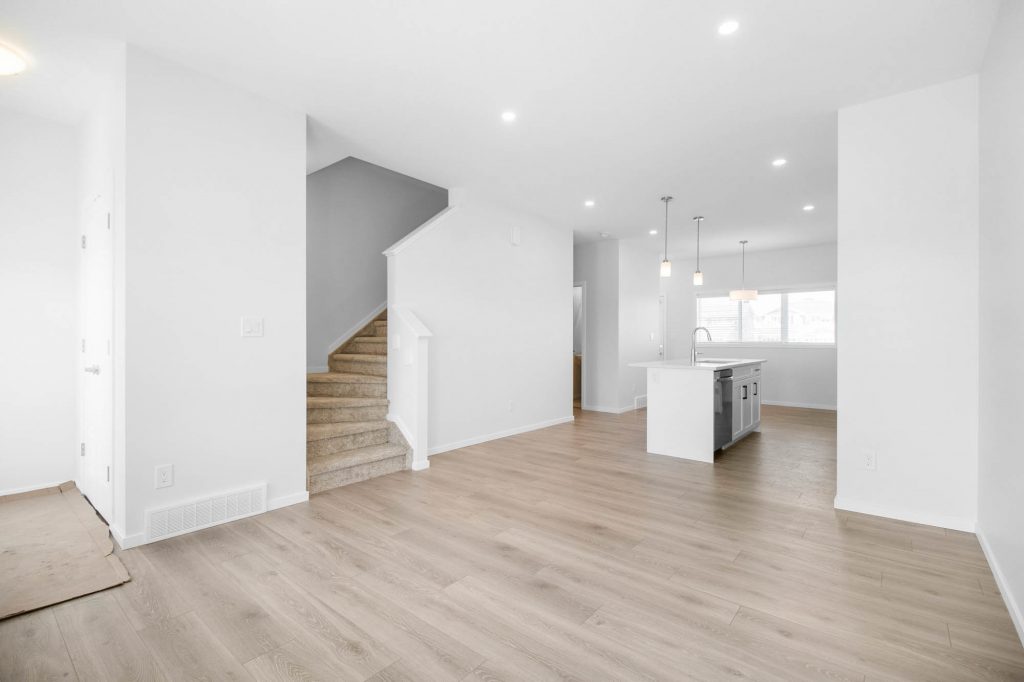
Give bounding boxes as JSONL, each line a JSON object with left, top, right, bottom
{"left": 629, "top": 357, "right": 767, "bottom": 371}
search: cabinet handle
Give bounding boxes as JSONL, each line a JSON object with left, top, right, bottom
{"left": 753, "top": 382, "right": 758, "bottom": 396}
{"left": 742, "top": 385, "right": 748, "bottom": 400}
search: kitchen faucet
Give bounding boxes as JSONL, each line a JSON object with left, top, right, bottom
{"left": 691, "top": 326, "right": 712, "bottom": 364}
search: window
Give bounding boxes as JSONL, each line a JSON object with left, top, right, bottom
{"left": 697, "top": 289, "right": 835, "bottom": 344}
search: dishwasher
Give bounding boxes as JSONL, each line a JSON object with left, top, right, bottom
{"left": 713, "top": 369, "right": 734, "bottom": 450}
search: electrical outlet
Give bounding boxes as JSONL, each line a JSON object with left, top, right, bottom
{"left": 155, "top": 464, "right": 173, "bottom": 488}
{"left": 864, "top": 449, "right": 877, "bottom": 471}
{"left": 241, "top": 316, "right": 264, "bottom": 337}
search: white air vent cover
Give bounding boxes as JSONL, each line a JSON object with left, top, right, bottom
{"left": 145, "top": 483, "right": 267, "bottom": 543}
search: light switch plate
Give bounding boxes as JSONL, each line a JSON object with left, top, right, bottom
{"left": 241, "top": 317, "right": 264, "bottom": 337}
{"left": 155, "top": 464, "right": 173, "bottom": 489}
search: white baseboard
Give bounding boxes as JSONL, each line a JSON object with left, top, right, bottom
{"left": 0, "top": 479, "right": 67, "bottom": 498}
{"left": 429, "top": 415, "right": 575, "bottom": 456}
{"left": 269, "top": 490, "right": 309, "bottom": 510}
{"left": 111, "top": 524, "right": 145, "bottom": 550}
{"left": 833, "top": 495, "right": 976, "bottom": 533}
{"left": 976, "top": 526, "right": 1024, "bottom": 647}
{"left": 581, "top": 403, "right": 636, "bottom": 414}
{"left": 327, "top": 301, "right": 387, "bottom": 356}
{"left": 763, "top": 400, "right": 837, "bottom": 411}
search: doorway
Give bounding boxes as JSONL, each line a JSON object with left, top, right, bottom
{"left": 573, "top": 283, "right": 585, "bottom": 409}
{"left": 79, "top": 192, "right": 114, "bottom": 523}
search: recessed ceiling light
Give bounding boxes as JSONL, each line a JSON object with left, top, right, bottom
{"left": 501, "top": 111, "right": 517, "bottom": 123}
{"left": 649, "top": 229, "right": 658, "bottom": 235}
{"left": 772, "top": 158, "right": 787, "bottom": 167}
{"left": 584, "top": 200, "right": 595, "bottom": 207}
{"left": 600, "top": 232, "right": 610, "bottom": 239}
{"left": 803, "top": 204, "right": 815, "bottom": 212}
{"left": 717, "top": 20, "right": 740, "bottom": 36}
{"left": 0, "top": 42, "right": 27, "bottom": 76}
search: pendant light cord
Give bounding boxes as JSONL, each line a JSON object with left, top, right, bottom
{"left": 740, "top": 240, "right": 748, "bottom": 288}
{"left": 663, "top": 198, "right": 670, "bottom": 260}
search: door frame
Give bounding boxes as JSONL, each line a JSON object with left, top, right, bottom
{"left": 573, "top": 281, "right": 587, "bottom": 410}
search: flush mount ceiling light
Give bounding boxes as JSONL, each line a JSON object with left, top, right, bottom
{"left": 0, "top": 42, "right": 27, "bottom": 75}
{"left": 649, "top": 229, "right": 658, "bottom": 235}
{"left": 729, "top": 240, "right": 758, "bottom": 301}
{"left": 717, "top": 20, "right": 740, "bottom": 36}
{"left": 660, "top": 196, "right": 673, "bottom": 278}
{"left": 692, "top": 216, "right": 705, "bottom": 286}
{"left": 584, "top": 199, "right": 595, "bottom": 207}
{"left": 772, "top": 158, "right": 787, "bottom": 167}
{"left": 501, "top": 111, "right": 517, "bottom": 123}
{"left": 803, "top": 204, "right": 815, "bottom": 211}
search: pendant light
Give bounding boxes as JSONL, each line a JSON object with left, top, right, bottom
{"left": 660, "top": 196, "right": 673, "bottom": 277}
{"left": 729, "top": 240, "right": 758, "bottom": 301}
{"left": 692, "top": 216, "right": 704, "bottom": 286}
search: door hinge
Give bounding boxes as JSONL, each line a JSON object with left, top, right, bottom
{"left": 81, "top": 442, "right": 85, "bottom": 457}
{"left": 106, "top": 466, "right": 110, "bottom": 483}
{"left": 81, "top": 235, "right": 87, "bottom": 249}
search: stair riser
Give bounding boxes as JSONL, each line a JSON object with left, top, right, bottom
{"left": 308, "top": 428, "right": 388, "bottom": 457}
{"left": 329, "top": 358, "right": 387, "bottom": 376}
{"left": 307, "top": 405, "right": 388, "bottom": 424}
{"left": 307, "top": 382, "right": 386, "bottom": 398}
{"left": 345, "top": 340, "right": 387, "bottom": 355}
{"left": 372, "top": 322, "right": 388, "bottom": 337}
{"left": 309, "top": 455, "right": 406, "bottom": 494}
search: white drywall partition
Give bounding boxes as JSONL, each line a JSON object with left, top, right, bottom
{"left": 389, "top": 196, "right": 573, "bottom": 455}
{"left": 978, "top": 0, "right": 1024, "bottom": 643}
{"left": 572, "top": 240, "right": 621, "bottom": 412}
{"left": 307, "top": 158, "right": 447, "bottom": 370}
{"left": 0, "top": 109, "right": 79, "bottom": 495}
{"left": 837, "top": 76, "right": 979, "bottom": 531}
{"left": 117, "top": 47, "right": 307, "bottom": 546}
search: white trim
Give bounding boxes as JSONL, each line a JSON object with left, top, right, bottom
{"left": 384, "top": 205, "right": 458, "bottom": 257}
{"left": 388, "top": 412, "right": 428, "bottom": 470}
{"left": 326, "top": 301, "right": 386, "bottom": 357}
{"left": 429, "top": 415, "right": 575, "bottom": 456}
{"left": 0, "top": 480, "right": 68, "bottom": 498}
{"left": 977, "top": 527, "right": 1024, "bottom": 647}
{"left": 111, "top": 524, "right": 144, "bottom": 550}
{"left": 268, "top": 490, "right": 309, "bottom": 510}
{"left": 833, "top": 496, "right": 976, "bottom": 533}
{"left": 762, "top": 400, "right": 837, "bottom": 411}
{"left": 580, "top": 403, "right": 637, "bottom": 414}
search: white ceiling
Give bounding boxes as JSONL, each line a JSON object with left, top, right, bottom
{"left": 0, "top": 0, "right": 1000, "bottom": 257}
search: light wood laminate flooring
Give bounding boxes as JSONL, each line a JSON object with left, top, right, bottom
{"left": 2, "top": 406, "right": 1022, "bottom": 681}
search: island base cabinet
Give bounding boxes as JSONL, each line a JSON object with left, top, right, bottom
{"left": 728, "top": 364, "right": 762, "bottom": 445}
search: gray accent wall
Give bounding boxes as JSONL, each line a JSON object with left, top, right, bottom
{"left": 307, "top": 157, "right": 448, "bottom": 368}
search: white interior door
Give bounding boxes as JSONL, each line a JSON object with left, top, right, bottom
{"left": 80, "top": 194, "right": 114, "bottom": 522}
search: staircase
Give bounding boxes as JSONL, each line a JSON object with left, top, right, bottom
{"left": 306, "top": 311, "right": 411, "bottom": 494}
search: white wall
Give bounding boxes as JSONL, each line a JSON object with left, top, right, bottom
{"left": 837, "top": 76, "right": 979, "bottom": 531}
{"left": 661, "top": 243, "right": 838, "bottom": 409}
{"left": 978, "top": 0, "right": 1024, "bottom": 641}
{"left": 616, "top": 239, "right": 662, "bottom": 409}
{"left": 573, "top": 240, "right": 620, "bottom": 411}
{"left": 389, "top": 196, "right": 573, "bottom": 454}
{"left": 0, "top": 109, "right": 79, "bottom": 495}
{"left": 307, "top": 158, "right": 447, "bottom": 370}
{"left": 119, "top": 47, "right": 307, "bottom": 544}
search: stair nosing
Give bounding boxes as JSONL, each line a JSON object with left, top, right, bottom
{"left": 307, "top": 372, "right": 386, "bottom": 383}
{"left": 307, "top": 420, "right": 389, "bottom": 441}
{"left": 307, "top": 443, "right": 408, "bottom": 475}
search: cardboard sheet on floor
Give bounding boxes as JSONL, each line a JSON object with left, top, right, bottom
{"left": 0, "top": 482, "right": 129, "bottom": 620}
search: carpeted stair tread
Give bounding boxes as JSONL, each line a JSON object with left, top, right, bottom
{"left": 352, "top": 336, "right": 385, "bottom": 343}
{"left": 307, "top": 372, "right": 385, "bottom": 384}
{"left": 330, "top": 353, "right": 386, "bottom": 363}
{"left": 307, "top": 443, "right": 408, "bottom": 476}
{"left": 307, "top": 396, "right": 388, "bottom": 408}
{"left": 307, "top": 420, "right": 388, "bottom": 442}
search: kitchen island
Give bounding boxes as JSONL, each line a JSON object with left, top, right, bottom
{"left": 629, "top": 358, "right": 766, "bottom": 463}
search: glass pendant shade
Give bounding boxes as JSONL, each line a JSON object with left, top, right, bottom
{"left": 660, "top": 259, "right": 672, "bottom": 277}
{"left": 692, "top": 270, "right": 703, "bottom": 285}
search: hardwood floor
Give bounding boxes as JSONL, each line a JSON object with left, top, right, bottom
{"left": 2, "top": 406, "right": 1022, "bottom": 681}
